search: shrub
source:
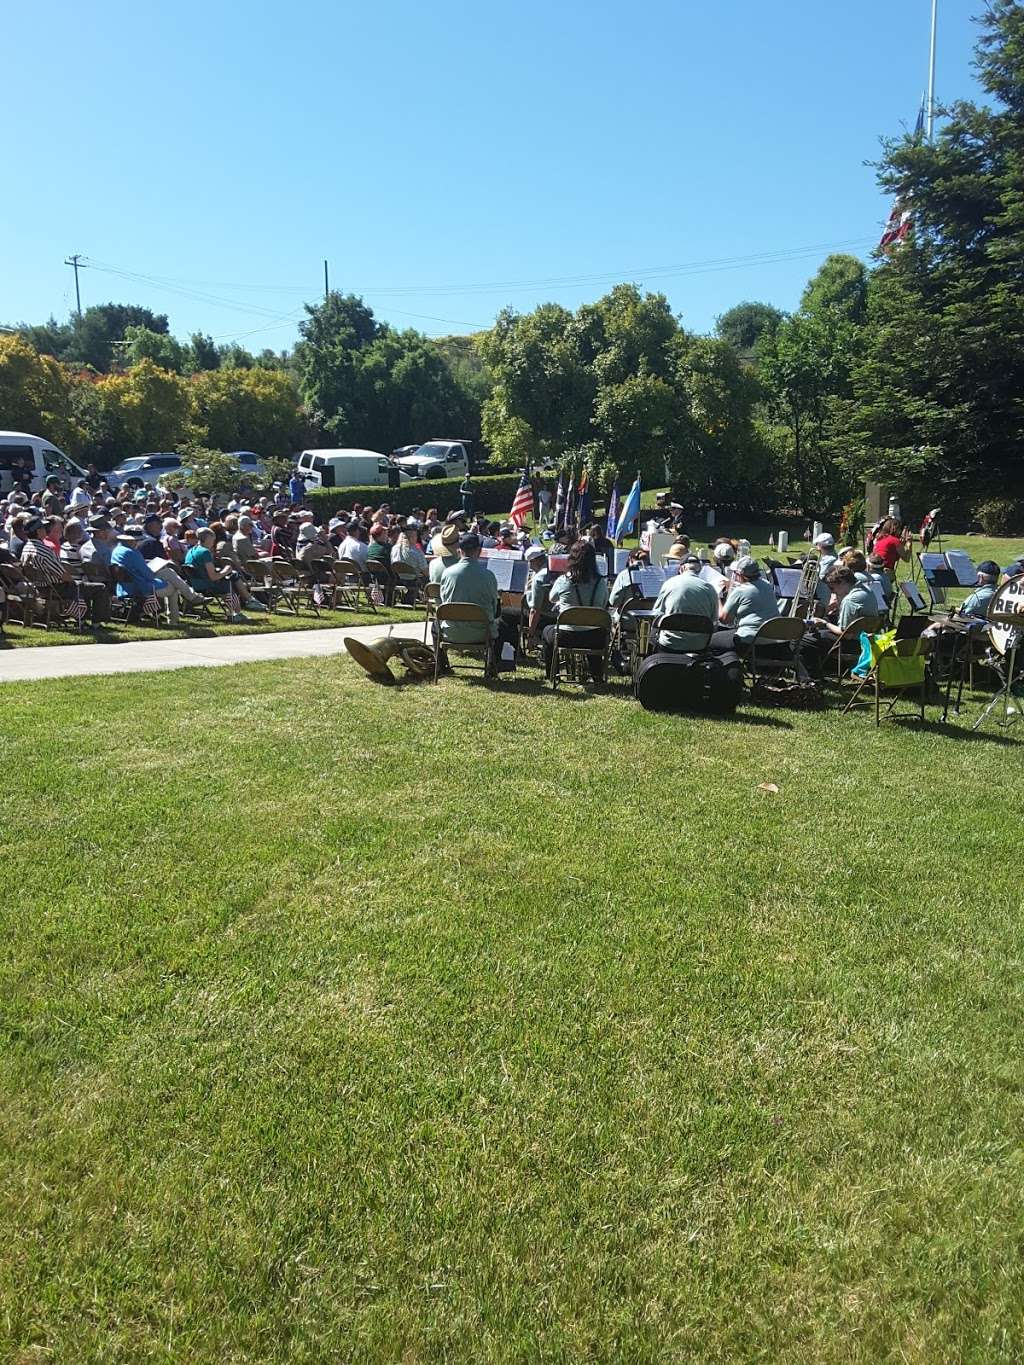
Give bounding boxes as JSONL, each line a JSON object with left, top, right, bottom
{"left": 974, "top": 498, "right": 1024, "bottom": 537}
{"left": 305, "top": 474, "right": 524, "bottom": 520}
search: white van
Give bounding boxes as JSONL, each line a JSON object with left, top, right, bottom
{"left": 0, "top": 431, "right": 90, "bottom": 496}
{"left": 294, "top": 448, "right": 409, "bottom": 490}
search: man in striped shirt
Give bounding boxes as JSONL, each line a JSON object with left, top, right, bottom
{"left": 61, "top": 521, "right": 112, "bottom": 622}
{"left": 21, "top": 516, "right": 107, "bottom": 625}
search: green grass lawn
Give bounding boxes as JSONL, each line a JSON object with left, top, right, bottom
{"left": 2, "top": 657, "right": 1023, "bottom": 1361}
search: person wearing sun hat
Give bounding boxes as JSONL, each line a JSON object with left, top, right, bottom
{"left": 429, "top": 522, "right": 461, "bottom": 582}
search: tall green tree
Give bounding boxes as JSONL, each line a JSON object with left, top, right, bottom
{"left": 714, "top": 301, "right": 784, "bottom": 352}
{"left": 846, "top": 0, "right": 1024, "bottom": 507}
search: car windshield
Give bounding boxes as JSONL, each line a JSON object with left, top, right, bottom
{"left": 116, "top": 458, "right": 147, "bottom": 472}
{"left": 410, "top": 444, "right": 449, "bottom": 459}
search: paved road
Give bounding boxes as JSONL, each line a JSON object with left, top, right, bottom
{"left": 0, "top": 622, "right": 428, "bottom": 685}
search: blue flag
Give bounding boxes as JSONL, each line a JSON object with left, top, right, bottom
{"left": 615, "top": 474, "right": 642, "bottom": 543}
{"left": 576, "top": 469, "right": 592, "bottom": 529}
{"left": 606, "top": 481, "right": 621, "bottom": 542}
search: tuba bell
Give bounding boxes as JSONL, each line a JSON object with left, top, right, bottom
{"left": 344, "top": 629, "right": 435, "bottom": 684}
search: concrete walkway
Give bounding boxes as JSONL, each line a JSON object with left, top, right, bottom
{"left": 0, "top": 621, "right": 427, "bottom": 685}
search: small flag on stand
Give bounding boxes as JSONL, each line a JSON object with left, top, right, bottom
{"left": 510, "top": 469, "right": 534, "bottom": 527}
{"left": 576, "top": 469, "right": 592, "bottom": 528}
{"left": 606, "top": 481, "right": 621, "bottom": 542}
{"left": 615, "top": 474, "right": 642, "bottom": 543}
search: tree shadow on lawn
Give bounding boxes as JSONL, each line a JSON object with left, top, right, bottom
{"left": 884, "top": 715, "right": 1022, "bottom": 747}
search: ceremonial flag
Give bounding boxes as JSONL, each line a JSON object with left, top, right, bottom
{"left": 510, "top": 469, "right": 534, "bottom": 527}
{"left": 553, "top": 472, "right": 566, "bottom": 530}
{"left": 576, "top": 469, "right": 592, "bottom": 528}
{"left": 615, "top": 474, "right": 641, "bottom": 543}
{"left": 879, "top": 201, "right": 912, "bottom": 249}
{"left": 564, "top": 468, "right": 576, "bottom": 532}
{"left": 606, "top": 481, "right": 621, "bottom": 542}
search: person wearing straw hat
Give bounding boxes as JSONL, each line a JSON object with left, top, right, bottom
{"left": 429, "top": 523, "right": 461, "bottom": 582}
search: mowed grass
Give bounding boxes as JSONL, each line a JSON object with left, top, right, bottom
{"left": 2, "top": 658, "right": 1024, "bottom": 1361}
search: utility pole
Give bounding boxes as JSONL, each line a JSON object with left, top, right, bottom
{"left": 64, "top": 254, "right": 87, "bottom": 317}
{"left": 324, "top": 259, "right": 329, "bottom": 300}
{"left": 927, "top": 0, "right": 938, "bottom": 143}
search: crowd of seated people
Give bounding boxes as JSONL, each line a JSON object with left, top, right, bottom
{"left": 2, "top": 474, "right": 1017, "bottom": 696}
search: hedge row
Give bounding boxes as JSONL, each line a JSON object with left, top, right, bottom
{"left": 305, "top": 474, "right": 524, "bottom": 520}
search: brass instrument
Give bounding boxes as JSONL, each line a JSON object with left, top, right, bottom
{"left": 344, "top": 629, "right": 435, "bottom": 683}
{"left": 789, "top": 555, "right": 820, "bottom": 619}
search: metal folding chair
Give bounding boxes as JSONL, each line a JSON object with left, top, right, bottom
{"left": 433, "top": 602, "right": 495, "bottom": 682}
{"left": 549, "top": 606, "right": 612, "bottom": 690}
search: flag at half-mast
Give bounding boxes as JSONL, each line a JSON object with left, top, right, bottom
{"left": 553, "top": 472, "right": 566, "bottom": 530}
{"left": 879, "top": 97, "right": 925, "bottom": 250}
{"left": 576, "top": 469, "right": 592, "bottom": 528}
{"left": 509, "top": 469, "right": 534, "bottom": 527}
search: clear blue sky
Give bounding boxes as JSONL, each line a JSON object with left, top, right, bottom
{"left": 6, "top": 0, "right": 984, "bottom": 346}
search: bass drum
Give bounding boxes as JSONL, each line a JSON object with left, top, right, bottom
{"left": 988, "top": 573, "right": 1024, "bottom": 656}
{"left": 635, "top": 650, "right": 744, "bottom": 715}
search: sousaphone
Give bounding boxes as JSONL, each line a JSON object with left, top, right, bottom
{"left": 344, "top": 628, "right": 434, "bottom": 684}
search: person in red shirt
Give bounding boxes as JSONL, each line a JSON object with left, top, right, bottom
{"left": 871, "top": 517, "right": 910, "bottom": 572}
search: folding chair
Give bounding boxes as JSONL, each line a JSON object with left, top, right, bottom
{"left": 648, "top": 612, "right": 714, "bottom": 659}
{"left": 390, "top": 562, "right": 422, "bottom": 607}
{"left": 365, "top": 561, "right": 393, "bottom": 606}
{"left": 244, "top": 557, "right": 279, "bottom": 612}
{"left": 422, "top": 581, "right": 441, "bottom": 643}
{"left": 549, "top": 606, "right": 612, "bottom": 690}
{"left": 268, "top": 558, "right": 308, "bottom": 615}
{"left": 842, "top": 635, "right": 933, "bottom": 726}
{"left": 433, "top": 602, "right": 495, "bottom": 682}
{"left": 747, "top": 617, "right": 806, "bottom": 689}
{"left": 331, "top": 558, "right": 375, "bottom": 613}
{"left": 824, "top": 615, "right": 882, "bottom": 683}
{"left": 20, "top": 563, "right": 83, "bottom": 631}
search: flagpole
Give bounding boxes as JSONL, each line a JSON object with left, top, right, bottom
{"left": 927, "top": 0, "right": 938, "bottom": 143}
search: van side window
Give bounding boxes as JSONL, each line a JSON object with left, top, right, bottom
{"left": 311, "top": 456, "right": 326, "bottom": 471}
{"left": 377, "top": 459, "right": 391, "bottom": 475}
{"left": 0, "top": 444, "right": 34, "bottom": 470}
{"left": 43, "top": 450, "right": 76, "bottom": 476}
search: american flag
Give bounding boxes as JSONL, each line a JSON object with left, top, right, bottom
{"left": 879, "top": 201, "right": 912, "bottom": 249}
{"left": 510, "top": 470, "right": 534, "bottom": 527}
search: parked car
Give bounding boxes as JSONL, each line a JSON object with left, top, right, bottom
{"left": 294, "top": 449, "right": 412, "bottom": 490}
{"left": 391, "top": 439, "right": 471, "bottom": 480}
{"left": 0, "top": 430, "right": 90, "bottom": 496}
{"left": 107, "top": 453, "right": 183, "bottom": 489}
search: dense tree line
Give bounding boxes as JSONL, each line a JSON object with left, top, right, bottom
{"left": 3, "top": 4, "right": 1021, "bottom": 517}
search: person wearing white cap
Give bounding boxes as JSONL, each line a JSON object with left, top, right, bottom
{"left": 524, "top": 544, "right": 556, "bottom": 648}
{"left": 811, "top": 532, "right": 837, "bottom": 608}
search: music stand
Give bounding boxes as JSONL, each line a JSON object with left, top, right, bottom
{"left": 973, "top": 612, "right": 1023, "bottom": 731}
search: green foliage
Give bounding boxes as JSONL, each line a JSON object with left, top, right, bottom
{"left": 974, "top": 497, "right": 1024, "bottom": 536}
{"left": 189, "top": 333, "right": 221, "bottom": 371}
{"left": 714, "top": 300, "right": 784, "bottom": 352}
{"left": 88, "top": 360, "right": 192, "bottom": 464}
{"left": 843, "top": 1, "right": 1024, "bottom": 509}
{"left": 305, "top": 473, "right": 523, "bottom": 520}
{"left": 0, "top": 334, "right": 81, "bottom": 451}
{"left": 166, "top": 445, "right": 244, "bottom": 496}
{"left": 120, "top": 325, "right": 189, "bottom": 374}
{"left": 799, "top": 254, "right": 869, "bottom": 324}
{"left": 189, "top": 366, "right": 306, "bottom": 456}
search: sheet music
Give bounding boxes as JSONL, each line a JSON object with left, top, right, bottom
{"left": 871, "top": 579, "right": 888, "bottom": 612}
{"left": 484, "top": 548, "right": 524, "bottom": 561}
{"left": 638, "top": 566, "right": 669, "bottom": 597}
{"left": 771, "top": 567, "right": 802, "bottom": 598}
{"left": 920, "top": 553, "right": 946, "bottom": 580}
{"left": 945, "top": 550, "right": 977, "bottom": 587}
{"left": 900, "top": 580, "right": 927, "bottom": 611}
{"left": 595, "top": 555, "right": 608, "bottom": 577}
{"left": 484, "top": 559, "right": 517, "bottom": 591}
{"left": 613, "top": 549, "right": 632, "bottom": 574}
{"left": 700, "top": 564, "right": 729, "bottom": 592}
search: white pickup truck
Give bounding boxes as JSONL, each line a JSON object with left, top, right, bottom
{"left": 390, "top": 439, "right": 471, "bottom": 481}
